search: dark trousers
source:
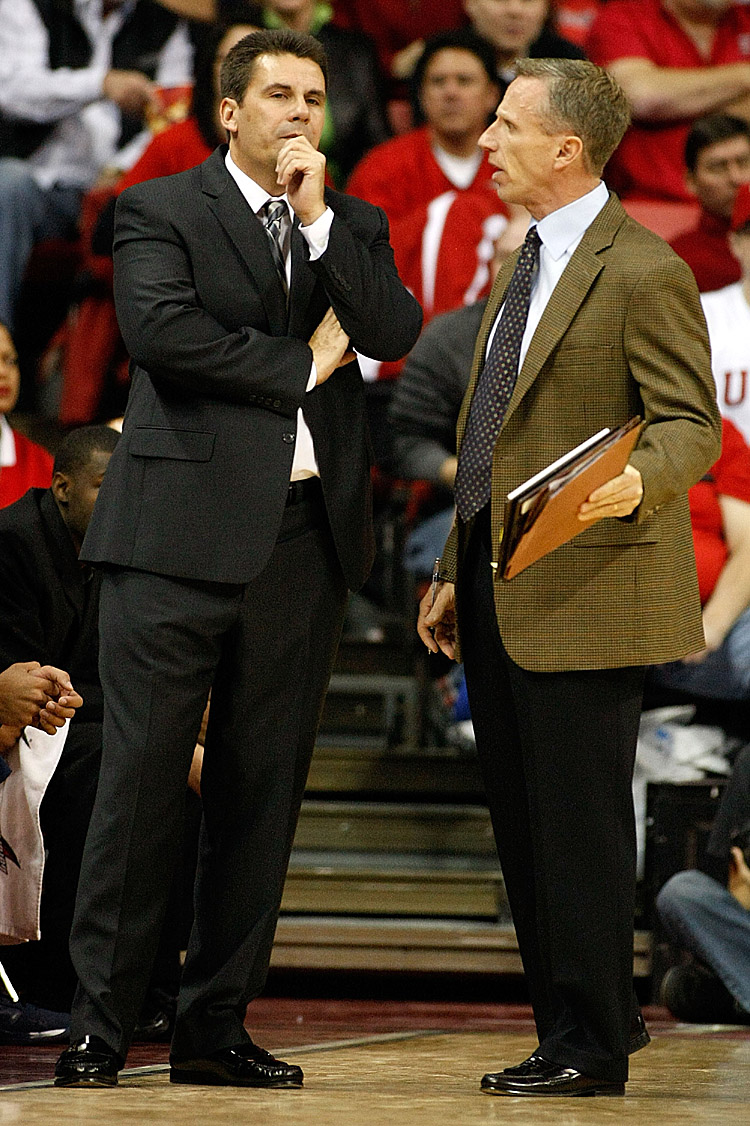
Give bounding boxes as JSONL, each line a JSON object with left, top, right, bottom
{"left": 459, "top": 515, "right": 644, "bottom": 1083}
{"left": 69, "top": 488, "right": 347, "bottom": 1061}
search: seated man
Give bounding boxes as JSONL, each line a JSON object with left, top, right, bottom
{"left": 0, "top": 0, "right": 193, "bottom": 332}
{"left": 670, "top": 114, "right": 750, "bottom": 293}
{"left": 587, "top": 0, "right": 750, "bottom": 203}
{"left": 657, "top": 745, "right": 750, "bottom": 1023}
{"left": 348, "top": 30, "right": 509, "bottom": 376}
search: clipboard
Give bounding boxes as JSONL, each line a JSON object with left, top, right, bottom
{"left": 497, "top": 416, "right": 644, "bottom": 580}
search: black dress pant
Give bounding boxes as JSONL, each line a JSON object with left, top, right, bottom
{"left": 458, "top": 512, "right": 644, "bottom": 1082}
{"left": 69, "top": 487, "right": 347, "bottom": 1061}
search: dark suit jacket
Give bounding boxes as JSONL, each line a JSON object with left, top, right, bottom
{"left": 442, "top": 193, "right": 722, "bottom": 672}
{"left": 82, "top": 146, "right": 422, "bottom": 588}
{"left": 0, "top": 489, "right": 102, "bottom": 723}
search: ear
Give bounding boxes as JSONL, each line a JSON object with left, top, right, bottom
{"left": 219, "top": 97, "right": 239, "bottom": 135}
{"left": 555, "top": 134, "right": 584, "bottom": 170}
{"left": 51, "top": 471, "right": 69, "bottom": 506}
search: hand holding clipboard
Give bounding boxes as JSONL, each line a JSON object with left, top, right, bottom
{"left": 498, "top": 417, "right": 644, "bottom": 580}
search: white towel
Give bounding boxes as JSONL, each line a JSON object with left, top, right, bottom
{"left": 0, "top": 723, "right": 68, "bottom": 944}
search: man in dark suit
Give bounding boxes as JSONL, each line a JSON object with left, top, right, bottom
{"left": 419, "top": 58, "right": 721, "bottom": 1096}
{"left": 54, "top": 28, "right": 421, "bottom": 1090}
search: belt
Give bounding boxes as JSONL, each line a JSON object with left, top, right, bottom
{"left": 286, "top": 477, "right": 322, "bottom": 505}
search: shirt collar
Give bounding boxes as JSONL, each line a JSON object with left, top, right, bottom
{"left": 224, "top": 150, "right": 291, "bottom": 219}
{"left": 534, "top": 181, "right": 609, "bottom": 261}
{"left": 0, "top": 415, "right": 16, "bottom": 468}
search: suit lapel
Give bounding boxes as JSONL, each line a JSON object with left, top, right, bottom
{"left": 200, "top": 149, "right": 288, "bottom": 334}
{"left": 457, "top": 193, "right": 627, "bottom": 448}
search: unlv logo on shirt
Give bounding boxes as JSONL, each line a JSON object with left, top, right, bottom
{"left": 722, "top": 370, "right": 748, "bottom": 407}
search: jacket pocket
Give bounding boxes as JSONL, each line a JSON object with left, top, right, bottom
{"left": 573, "top": 517, "right": 660, "bottom": 547}
{"left": 129, "top": 427, "right": 216, "bottom": 462}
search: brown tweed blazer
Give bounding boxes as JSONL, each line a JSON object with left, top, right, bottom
{"left": 441, "top": 193, "right": 721, "bottom": 672}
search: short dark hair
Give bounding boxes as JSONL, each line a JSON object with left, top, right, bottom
{"left": 53, "top": 425, "right": 119, "bottom": 477}
{"left": 514, "top": 57, "right": 631, "bottom": 176}
{"left": 684, "top": 113, "right": 750, "bottom": 173}
{"left": 413, "top": 29, "right": 499, "bottom": 94}
{"left": 220, "top": 28, "right": 328, "bottom": 104}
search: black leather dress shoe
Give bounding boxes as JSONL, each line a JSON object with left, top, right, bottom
{"left": 170, "top": 1041, "right": 304, "bottom": 1088}
{"left": 54, "top": 1036, "right": 123, "bottom": 1088}
{"left": 481, "top": 1055, "right": 624, "bottom": 1097}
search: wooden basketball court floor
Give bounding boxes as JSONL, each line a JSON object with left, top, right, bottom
{"left": 3, "top": 1000, "right": 750, "bottom": 1125}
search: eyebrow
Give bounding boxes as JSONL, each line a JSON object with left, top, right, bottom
{"left": 261, "top": 82, "right": 326, "bottom": 98}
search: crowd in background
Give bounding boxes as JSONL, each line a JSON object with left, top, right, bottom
{"left": 4, "top": 0, "right": 750, "bottom": 1044}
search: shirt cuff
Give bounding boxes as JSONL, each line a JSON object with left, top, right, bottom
{"left": 307, "top": 363, "right": 318, "bottom": 391}
{"left": 299, "top": 206, "right": 334, "bottom": 261}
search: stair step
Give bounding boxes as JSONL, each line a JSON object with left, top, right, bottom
{"left": 294, "top": 801, "right": 496, "bottom": 856}
{"left": 306, "top": 743, "right": 483, "bottom": 796}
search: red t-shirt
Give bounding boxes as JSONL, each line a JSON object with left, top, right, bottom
{"left": 690, "top": 417, "right": 750, "bottom": 602}
{"left": 669, "top": 208, "right": 742, "bottom": 293}
{"left": 587, "top": 0, "right": 750, "bottom": 202}
{"left": 117, "top": 117, "right": 212, "bottom": 196}
{"left": 0, "top": 427, "right": 54, "bottom": 510}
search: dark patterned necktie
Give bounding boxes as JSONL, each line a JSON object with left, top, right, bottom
{"left": 454, "top": 226, "right": 541, "bottom": 521}
{"left": 261, "top": 199, "right": 289, "bottom": 297}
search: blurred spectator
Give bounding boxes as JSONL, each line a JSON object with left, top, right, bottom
{"left": 649, "top": 418, "right": 750, "bottom": 703}
{"left": 671, "top": 114, "right": 750, "bottom": 292}
{"left": 702, "top": 181, "right": 750, "bottom": 444}
{"left": 0, "top": 321, "right": 53, "bottom": 508}
{"left": 255, "top": 1, "right": 390, "bottom": 185}
{"left": 348, "top": 30, "right": 511, "bottom": 380}
{"left": 54, "top": 21, "right": 258, "bottom": 427}
{"left": 464, "top": 0, "right": 585, "bottom": 96}
{"left": 332, "top": 1, "right": 467, "bottom": 90}
{"left": 0, "top": 0, "right": 193, "bottom": 335}
{"left": 587, "top": 0, "right": 750, "bottom": 203}
{"left": 657, "top": 749, "right": 750, "bottom": 1024}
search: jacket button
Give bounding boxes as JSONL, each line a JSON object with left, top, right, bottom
{"left": 282, "top": 432, "right": 295, "bottom": 443}
{"left": 273, "top": 400, "right": 281, "bottom": 408}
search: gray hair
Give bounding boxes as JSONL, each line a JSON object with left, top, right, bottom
{"left": 513, "top": 57, "right": 631, "bottom": 176}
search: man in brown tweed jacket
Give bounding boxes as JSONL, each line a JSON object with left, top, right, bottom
{"left": 418, "top": 58, "right": 721, "bottom": 1097}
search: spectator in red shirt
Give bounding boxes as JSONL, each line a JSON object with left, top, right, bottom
{"left": 0, "top": 322, "right": 52, "bottom": 509}
{"left": 650, "top": 417, "right": 750, "bottom": 701}
{"left": 587, "top": 0, "right": 750, "bottom": 203}
{"left": 348, "top": 31, "right": 512, "bottom": 355}
{"left": 671, "top": 113, "right": 750, "bottom": 291}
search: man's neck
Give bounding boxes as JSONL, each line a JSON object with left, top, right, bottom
{"left": 228, "top": 144, "right": 282, "bottom": 196}
{"left": 525, "top": 176, "right": 601, "bottom": 221}
{"left": 270, "top": 1, "right": 316, "bottom": 32}
{"left": 663, "top": 1, "right": 721, "bottom": 57}
{"left": 430, "top": 128, "right": 482, "bottom": 160}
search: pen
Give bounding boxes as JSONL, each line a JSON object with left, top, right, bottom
{"left": 428, "top": 557, "right": 441, "bottom": 653}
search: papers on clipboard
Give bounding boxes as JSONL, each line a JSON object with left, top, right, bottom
{"left": 497, "top": 416, "right": 644, "bottom": 580}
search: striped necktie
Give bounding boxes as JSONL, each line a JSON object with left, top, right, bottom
{"left": 261, "top": 198, "right": 289, "bottom": 297}
{"left": 454, "top": 226, "right": 541, "bottom": 522}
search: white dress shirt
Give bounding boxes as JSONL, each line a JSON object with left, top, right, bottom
{"left": 486, "top": 181, "right": 610, "bottom": 367}
{"left": 225, "top": 151, "right": 336, "bottom": 480}
{"left": 0, "top": 0, "right": 193, "bottom": 189}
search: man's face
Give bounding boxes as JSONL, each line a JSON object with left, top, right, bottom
{"left": 688, "top": 135, "right": 750, "bottom": 219}
{"left": 479, "top": 76, "right": 561, "bottom": 214}
{"left": 0, "top": 324, "right": 19, "bottom": 416}
{"left": 54, "top": 449, "right": 113, "bottom": 548}
{"left": 220, "top": 52, "right": 326, "bottom": 187}
{"left": 420, "top": 48, "right": 499, "bottom": 145}
{"left": 464, "top": 0, "right": 548, "bottom": 56}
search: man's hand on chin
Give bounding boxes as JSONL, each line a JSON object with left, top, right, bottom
{"left": 276, "top": 135, "right": 326, "bottom": 226}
